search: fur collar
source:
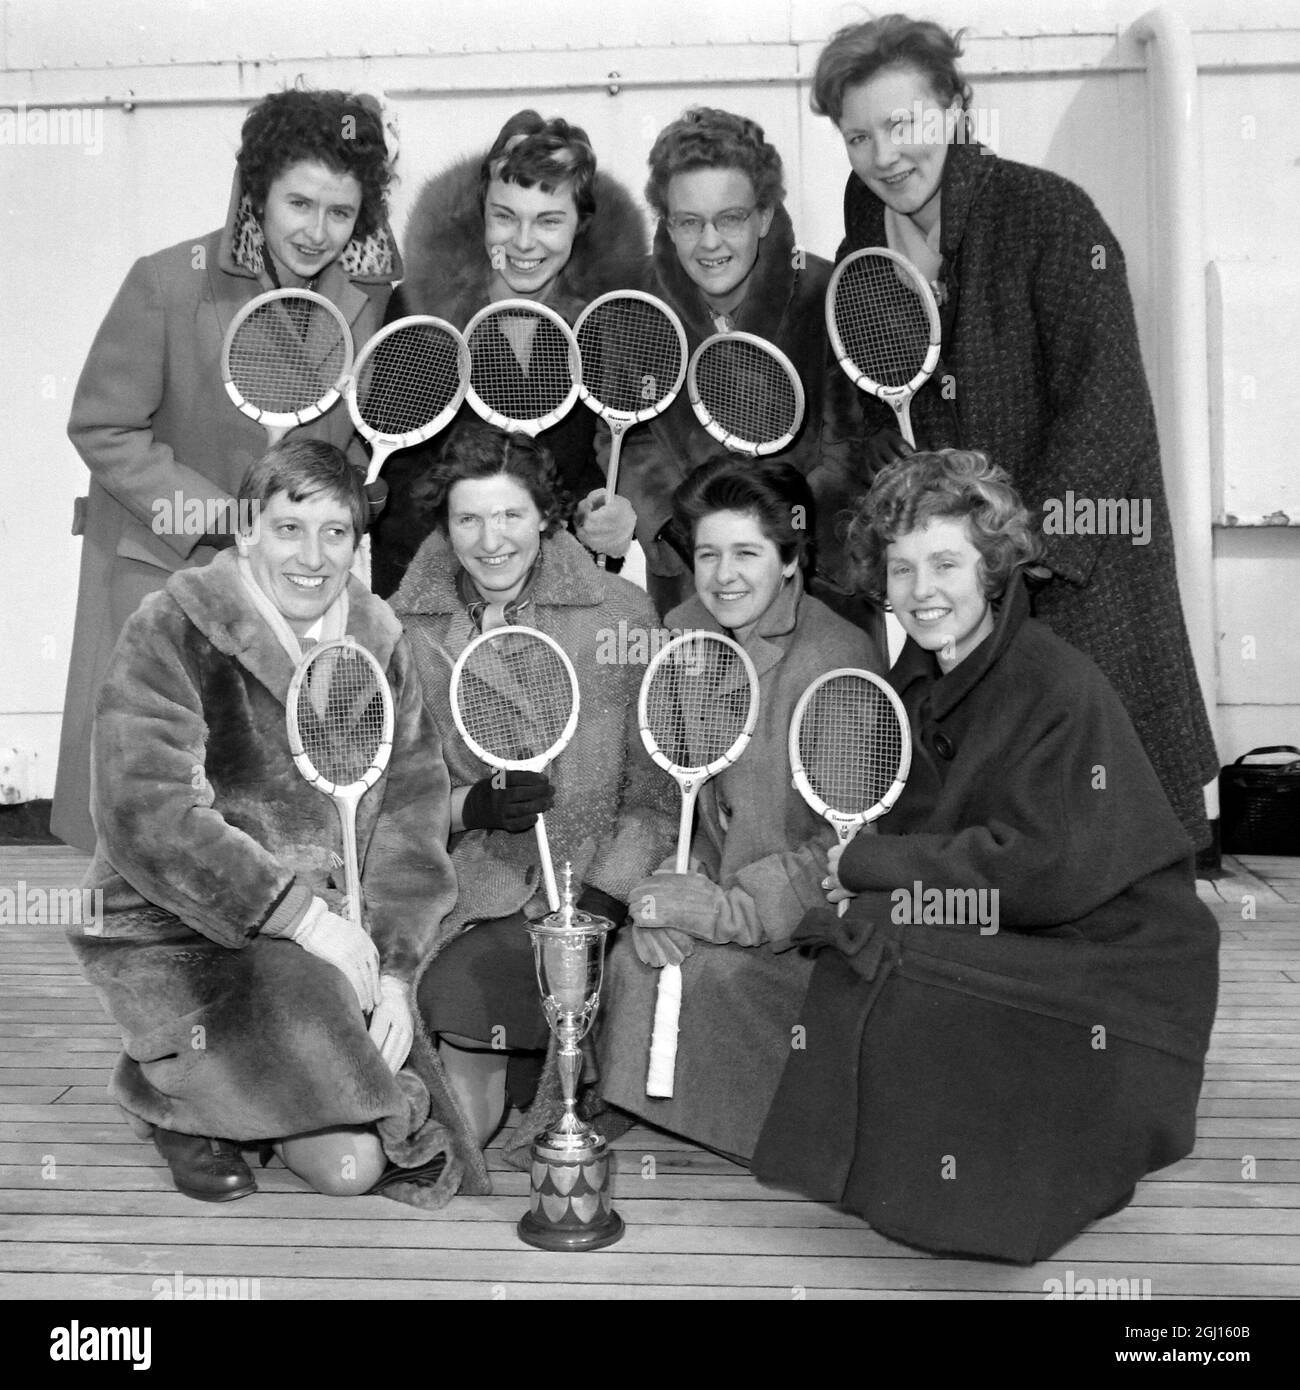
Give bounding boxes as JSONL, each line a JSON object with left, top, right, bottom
{"left": 217, "top": 167, "right": 403, "bottom": 283}
{"left": 649, "top": 202, "right": 802, "bottom": 342}
{"left": 399, "top": 151, "right": 647, "bottom": 328}
{"left": 166, "top": 549, "right": 404, "bottom": 702}
{"left": 390, "top": 528, "right": 606, "bottom": 618}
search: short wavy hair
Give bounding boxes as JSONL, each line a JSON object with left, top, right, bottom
{"left": 479, "top": 109, "right": 598, "bottom": 226}
{"left": 239, "top": 439, "right": 366, "bottom": 543}
{"left": 672, "top": 452, "right": 815, "bottom": 570}
{"left": 237, "top": 89, "right": 393, "bottom": 240}
{"left": 845, "top": 450, "right": 1040, "bottom": 603}
{"left": 423, "top": 420, "right": 569, "bottom": 538}
{"left": 645, "top": 108, "right": 786, "bottom": 220}
{"left": 811, "top": 15, "right": 973, "bottom": 126}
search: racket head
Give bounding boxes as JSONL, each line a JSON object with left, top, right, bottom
{"left": 222, "top": 289, "right": 355, "bottom": 429}
{"left": 825, "top": 247, "right": 941, "bottom": 400}
{"left": 448, "top": 625, "right": 580, "bottom": 773}
{"left": 574, "top": 290, "right": 688, "bottom": 424}
{"left": 788, "top": 668, "right": 912, "bottom": 829}
{"left": 462, "top": 298, "right": 582, "bottom": 436}
{"left": 346, "top": 315, "right": 471, "bottom": 449}
{"left": 637, "top": 630, "right": 760, "bottom": 778}
{"left": 686, "top": 331, "right": 806, "bottom": 456}
{"left": 286, "top": 637, "right": 395, "bottom": 796}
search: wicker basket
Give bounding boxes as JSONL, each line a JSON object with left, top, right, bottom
{"left": 1220, "top": 746, "right": 1300, "bottom": 856}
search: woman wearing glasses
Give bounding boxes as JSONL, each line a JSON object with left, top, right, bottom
{"left": 615, "top": 108, "right": 870, "bottom": 623}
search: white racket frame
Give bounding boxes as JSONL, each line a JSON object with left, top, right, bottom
{"left": 462, "top": 298, "right": 583, "bottom": 437}
{"left": 686, "top": 330, "right": 806, "bottom": 457}
{"left": 286, "top": 636, "right": 395, "bottom": 936}
{"left": 825, "top": 246, "right": 941, "bottom": 447}
{"left": 637, "top": 630, "right": 760, "bottom": 1098}
{"left": 222, "top": 288, "right": 355, "bottom": 445}
{"left": 448, "top": 624, "right": 580, "bottom": 912}
{"left": 788, "top": 667, "right": 912, "bottom": 917}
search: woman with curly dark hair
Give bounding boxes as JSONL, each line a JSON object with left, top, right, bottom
{"left": 372, "top": 110, "right": 647, "bottom": 597}
{"left": 389, "top": 420, "right": 676, "bottom": 1152}
{"left": 810, "top": 14, "right": 1217, "bottom": 849}
{"left": 612, "top": 107, "right": 872, "bottom": 624}
{"left": 751, "top": 449, "right": 1219, "bottom": 1263}
{"left": 53, "top": 88, "right": 402, "bottom": 852}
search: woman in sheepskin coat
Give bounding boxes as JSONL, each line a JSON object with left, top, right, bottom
{"left": 390, "top": 422, "right": 677, "bottom": 1150}
{"left": 611, "top": 108, "right": 870, "bottom": 621}
{"left": 597, "top": 457, "right": 882, "bottom": 1160}
{"left": 752, "top": 451, "right": 1218, "bottom": 1263}
{"left": 53, "top": 90, "right": 402, "bottom": 854}
{"left": 371, "top": 111, "right": 647, "bottom": 598}
{"left": 810, "top": 17, "right": 1217, "bottom": 848}
{"left": 71, "top": 443, "right": 484, "bottom": 1209}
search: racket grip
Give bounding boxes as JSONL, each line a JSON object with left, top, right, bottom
{"left": 645, "top": 963, "right": 682, "bottom": 1098}
{"left": 535, "top": 812, "right": 560, "bottom": 912}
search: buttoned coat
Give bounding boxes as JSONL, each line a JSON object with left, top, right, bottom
{"left": 840, "top": 139, "right": 1216, "bottom": 845}
{"left": 752, "top": 576, "right": 1219, "bottom": 1261}
{"left": 53, "top": 175, "right": 401, "bottom": 851}
{"left": 70, "top": 550, "right": 486, "bottom": 1207}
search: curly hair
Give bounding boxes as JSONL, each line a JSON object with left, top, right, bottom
{"left": 479, "top": 109, "right": 598, "bottom": 226}
{"left": 845, "top": 450, "right": 1040, "bottom": 602}
{"left": 811, "top": 15, "right": 973, "bottom": 126}
{"left": 672, "top": 452, "right": 815, "bottom": 569}
{"left": 423, "top": 420, "right": 570, "bottom": 538}
{"left": 237, "top": 89, "right": 392, "bottom": 240}
{"left": 238, "top": 439, "right": 366, "bottom": 543}
{"left": 645, "top": 108, "right": 786, "bottom": 219}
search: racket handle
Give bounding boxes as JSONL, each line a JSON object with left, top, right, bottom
{"left": 894, "top": 400, "right": 916, "bottom": 449}
{"left": 355, "top": 533, "right": 374, "bottom": 590}
{"left": 645, "top": 962, "right": 682, "bottom": 1098}
{"left": 596, "top": 424, "right": 627, "bottom": 573}
{"left": 535, "top": 811, "right": 560, "bottom": 912}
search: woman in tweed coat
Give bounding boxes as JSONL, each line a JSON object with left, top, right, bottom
{"left": 810, "top": 16, "right": 1217, "bottom": 847}
{"left": 390, "top": 422, "right": 676, "bottom": 1146}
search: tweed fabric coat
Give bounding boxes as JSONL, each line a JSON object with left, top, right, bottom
{"left": 53, "top": 173, "right": 401, "bottom": 852}
{"left": 752, "top": 576, "right": 1219, "bottom": 1262}
{"left": 69, "top": 551, "right": 488, "bottom": 1208}
{"left": 597, "top": 576, "right": 883, "bottom": 1158}
{"left": 370, "top": 153, "right": 647, "bottom": 596}
{"left": 615, "top": 207, "right": 869, "bottom": 607}
{"left": 840, "top": 139, "right": 1216, "bottom": 846}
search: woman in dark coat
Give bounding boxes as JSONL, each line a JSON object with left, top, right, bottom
{"left": 612, "top": 108, "right": 870, "bottom": 621}
{"left": 71, "top": 442, "right": 482, "bottom": 1209}
{"left": 371, "top": 110, "right": 646, "bottom": 597}
{"left": 752, "top": 450, "right": 1219, "bottom": 1263}
{"left": 598, "top": 457, "right": 882, "bottom": 1160}
{"left": 809, "top": 16, "right": 1217, "bottom": 847}
{"left": 53, "top": 89, "right": 402, "bottom": 853}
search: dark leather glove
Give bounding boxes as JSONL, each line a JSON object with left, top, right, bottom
{"left": 863, "top": 427, "right": 913, "bottom": 476}
{"left": 576, "top": 884, "right": 628, "bottom": 927}
{"left": 461, "top": 770, "right": 555, "bottom": 833}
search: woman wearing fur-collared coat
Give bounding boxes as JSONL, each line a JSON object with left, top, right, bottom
{"left": 810, "top": 17, "right": 1217, "bottom": 846}
{"left": 371, "top": 111, "right": 647, "bottom": 598}
{"left": 72, "top": 446, "right": 484, "bottom": 1209}
{"left": 611, "top": 108, "right": 870, "bottom": 620}
{"left": 53, "top": 90, "right": 402, "bottom": 854}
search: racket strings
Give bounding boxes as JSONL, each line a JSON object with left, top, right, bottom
{"left": 228, "top": 300, "right": 350, "bottom": 412}
{"left": 455, "top": 635, "right": 575, "bottom": 763}
{"left": 799, "top": 677, "right": 905, "bottom": 812}
{"left": 467, "top": 311, "right": 575, "bottom": 425}
{"left": 577, "top": 300, "right": 683, "bottom": 414}
{"left": 694, "top": 339, "right": 799, "bottom": 447}
{"left": 645, "top": 640, "right": 753, "bottom": 771}
{"left": 355, "top": 324, "right": 465, "bottom": 435}
{"left": 294, "top": 648, "right": 387, "bottom": 786}
{"left": 834, "top": 257, "right": 933, "bottom": 388}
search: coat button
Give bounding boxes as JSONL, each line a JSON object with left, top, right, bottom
{"left": 933, "top": 732, "right": 955, "bottom": 760}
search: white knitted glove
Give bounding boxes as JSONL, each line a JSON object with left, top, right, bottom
{"left": 367, "top": 975, "right": 414, "bottom": 1073}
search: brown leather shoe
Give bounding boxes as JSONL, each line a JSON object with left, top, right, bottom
{"left": 153, "top": 1129, "right": 256, "bottom": 1203}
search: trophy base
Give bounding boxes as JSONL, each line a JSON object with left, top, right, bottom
{"left": 517, "top": 1133, "right": 625, "bottom": 1252}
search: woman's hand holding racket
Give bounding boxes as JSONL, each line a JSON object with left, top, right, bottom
{"left": 266, "top": 896, "right": 380, "bottom": 1013}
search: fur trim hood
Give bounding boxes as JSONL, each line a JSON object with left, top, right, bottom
{"left": 399, "top": 151, "right": 648, "bottom": 327}
{"left": 217, "top": 166, "right": 403, "bottom": 284}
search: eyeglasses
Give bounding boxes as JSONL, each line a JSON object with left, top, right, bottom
{"left": 665, "top": 207, "right": 757, "bottom": 242}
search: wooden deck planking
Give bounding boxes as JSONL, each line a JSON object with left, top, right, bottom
{"left": 1, "top": 845, "right": 1298, "bottom": 1300}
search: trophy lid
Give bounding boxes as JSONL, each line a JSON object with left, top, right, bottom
{"left": 533, "top": 862, "right": 613, "bottom": 937}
